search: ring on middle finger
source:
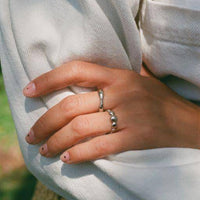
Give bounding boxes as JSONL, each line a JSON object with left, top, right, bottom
{"left": 98, "top": 89, "right": 104, "bottom": 112}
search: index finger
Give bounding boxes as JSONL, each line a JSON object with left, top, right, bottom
{"left": 23, "top": 61, "right": 115, "bottom": 97}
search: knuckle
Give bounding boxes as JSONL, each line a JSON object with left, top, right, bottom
{"left": 34, "top": 117, "right": 46, "bottom": 138}
{"left": 72, "top": 146, "right": 84, "bottom": 161}
{"left": 129, "top": 81, "right": 150, "bottom": 98}
{"left": 60, "top": 95, "right": 81, "bottom": 113}
{"left": 69, "top": 61, "right": 84, "bottom": 79}
{"left": 94, "top": 138, "right": 110, "bottom": 154}
{"left": 69, "top": 60, "right": 82, "bottom": 66}
{"left": 121, "top": 69, "right": 135, "bottom": 79}
{"left": 47, "top": 135, "right": 61, "bottom": 153}
{"left": 42, "top": 72, "right": 56, "bottom": 92}
{"left": 34, "top": 72, "right": 51, "bottom": 93}
{"left": 42, "top": 73, "right": 51, "bottom": 86}
{"left": 71, "top": 116, "right": 90, "bottom": 137}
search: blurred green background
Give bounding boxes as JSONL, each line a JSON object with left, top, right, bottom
{"left": 0, "top": 63, "right": 37, "bottom": 200}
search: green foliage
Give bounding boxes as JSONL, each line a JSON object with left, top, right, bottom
{"left": 0, "top": 70, "right": 16, "bottom": 148}
{"left": 0, "top": 167, "right": 36, "bottom": 200}
{"left": 0, "top": 64, "right": 37, "bottom": 200}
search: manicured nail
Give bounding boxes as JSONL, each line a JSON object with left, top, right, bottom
{"left": 25, "top": 129, "right": 36, "bottom": 144}
{"left": 61, "top": 152, "right": 70, "bottom": 163}
{"left": 39, "top": 144, "right": 48, "bottom": 155}
{"left": 23, "top": 82, "right": 36, "bottom": 96}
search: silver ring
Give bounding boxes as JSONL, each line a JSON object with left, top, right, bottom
{"left": 98, "top": 89, "right": 104, "bottom": 112}
{"left": 106, "top": 109, "right": 118, "bottom": 133}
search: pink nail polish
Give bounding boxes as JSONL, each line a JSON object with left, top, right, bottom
{"left": 40, "top": 144, "right": 48, "bottom": 155}
{"left": 25, "top": 129, "right": 36, "bottom": 143}
{"left": 23, "top": 82, "right": 36, "bottom": 96}
{"left": 61, "top": 152, "right": 70, "bottom": 163}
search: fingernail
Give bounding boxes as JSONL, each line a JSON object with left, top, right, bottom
{"left": 23, "top": 82, "right": 36, "bottom": 96}
{"left": 61, "top": 152, "right": 70, "bottom": 163}
{"left": 25, "top": 129, "right": 36, "bottom": 144}
{"left": 40, "top": 144, "right": 48, "bottom": 155}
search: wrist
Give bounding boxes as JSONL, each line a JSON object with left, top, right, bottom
{"left": 195, "top": 104, "right": 200, "bottom": 148}
{"left": 165, "top": 96, "right": 200, "bottom": 149}
{"left": 179, "top": 100, "right": 200, "bottom": 148}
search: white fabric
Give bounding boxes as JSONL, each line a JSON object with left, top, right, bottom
{"left": 1, "top": 0, "right": 200, "bottom": 199}
{"left": 141, "top": 0, "right": 200, "bottom": 101}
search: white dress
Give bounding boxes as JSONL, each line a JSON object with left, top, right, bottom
{"left": 1, "top": 0, "right": 200, "bottom": 199}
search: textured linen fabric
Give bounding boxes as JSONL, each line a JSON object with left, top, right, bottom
{"left": 141, "top": 0, "right": 200, "bottom": 101}
{"left": 1, "top": 0, "right": 200, "bottom": 200}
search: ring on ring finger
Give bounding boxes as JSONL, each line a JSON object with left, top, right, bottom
{"left": 106, "top": 109, "right": 118, "bottom": 133}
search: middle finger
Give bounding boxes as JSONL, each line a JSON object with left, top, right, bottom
{"left": 25, "top": 89, "right": 114, "bottom": 144}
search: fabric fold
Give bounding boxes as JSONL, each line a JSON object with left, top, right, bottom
{"left": 1, "top": 0, "right": 200, "bottom": 199}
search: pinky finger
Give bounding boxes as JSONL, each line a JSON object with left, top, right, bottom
{"left": 60, "top": 129, "right": 131, "bottom": 164}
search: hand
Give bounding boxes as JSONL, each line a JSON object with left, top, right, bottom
{"left": 23, "top": 61, "right": 200, "bottom": 164}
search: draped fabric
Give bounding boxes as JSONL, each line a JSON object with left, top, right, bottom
{"left": 1, "top": 0, "right": 200, "bottom": 199}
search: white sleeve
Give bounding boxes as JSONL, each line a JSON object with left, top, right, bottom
{"left": 1, "top": 0, "right": 200, "bottom": 200}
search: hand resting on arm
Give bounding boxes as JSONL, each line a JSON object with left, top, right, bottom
{"left": 23, "top": 61, "right": 200, "bottom": 164}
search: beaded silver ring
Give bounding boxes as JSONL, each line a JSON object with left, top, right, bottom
{"left": 106, "top": 109, "right": 118, "bottom": 133}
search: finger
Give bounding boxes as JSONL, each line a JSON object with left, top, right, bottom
{"left": 25, "top": 88, "right": 114, "bottom": 144}
{"left": 23, "top": 60, "right": 115, "bottom": 97}
{"left": 60, "top": 129, "right": 132, "bottom": 164}
{"left": 39, "top": 109, "right": 124, "bottom": 157}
